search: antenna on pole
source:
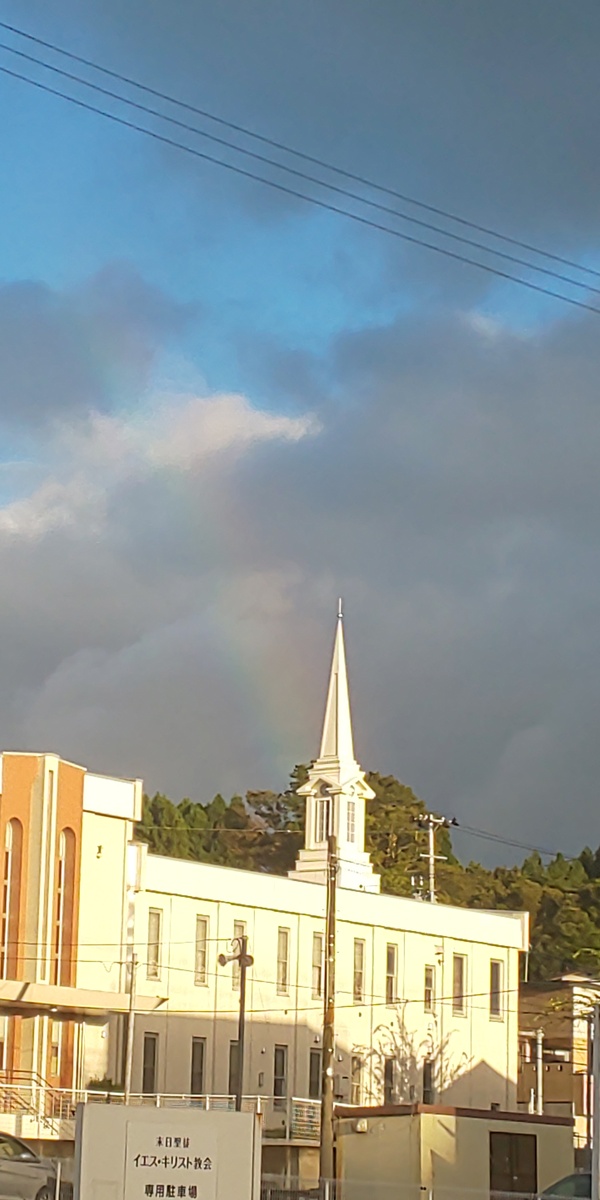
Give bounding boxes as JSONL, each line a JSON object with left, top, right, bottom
{"left": 337, "top": 597, "right": 343, "bottom": 619}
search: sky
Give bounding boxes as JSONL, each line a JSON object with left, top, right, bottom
{"left": 0, "top": 0, "right": 599, "bottom": 866}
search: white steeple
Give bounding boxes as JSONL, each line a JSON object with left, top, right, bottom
{"left": 318, "top": 600, "right": 354, "bottom": 764}
{"left": 289, "top": 604, "right": 380, "bottom": 893}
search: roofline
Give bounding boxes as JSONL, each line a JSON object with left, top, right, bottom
{"left": 522, "top": 977, "right": 600, "bottom": 993}
{"left": 1, "top": 750, "right": 141, "bottom": 786}
{"left": 335, "top": 1103, "right": 572, "bottom": 1127}
{"left": 143, "top": 847, "right": 529, "bottom": 930}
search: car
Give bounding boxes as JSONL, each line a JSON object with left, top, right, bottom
{"left": 540, "top": 1173, "right": 591, "bottom": 1199}
{"left": 0, "top": 1132, "right": 71, "bottom": 1200}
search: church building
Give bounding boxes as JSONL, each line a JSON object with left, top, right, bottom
{"left": 0, "top": 612, "right": 528, "bottom": 1176}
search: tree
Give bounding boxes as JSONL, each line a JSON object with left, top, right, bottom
{"left": 136, "top": 768, "right": 600, "bottom": 983}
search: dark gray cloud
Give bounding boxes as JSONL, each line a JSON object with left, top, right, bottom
{"left": 1, "top": 0, "right": 600, "bottom": 868}
{"left": 0, "top": 264, "right": 193, "bottom": 426}
{"left": 1, "top": 291, "right": 600, "bottom": 866}
{"left": 20, "top": 0, "right": 598, "bottom": 255}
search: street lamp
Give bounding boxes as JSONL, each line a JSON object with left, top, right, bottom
{"left": 218, "top": 936, "right": 254, "bottom": 1112}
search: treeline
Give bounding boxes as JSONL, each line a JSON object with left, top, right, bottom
{"left": 136, "top": 769, "right": 600, "bottom": 982}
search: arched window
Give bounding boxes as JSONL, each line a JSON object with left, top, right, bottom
{"left": 1, "top": 819, "right": 23, "bottom": 980}
{"left": 53, "top": 828, "right": 75, "bottom": 987}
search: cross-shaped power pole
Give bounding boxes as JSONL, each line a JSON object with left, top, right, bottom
{"left": 415, "top": 813, "right": 459, "bottom": 902}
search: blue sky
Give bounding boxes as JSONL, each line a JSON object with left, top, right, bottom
{"left": 1, "top": 0, "right": 600, "bottom": 864}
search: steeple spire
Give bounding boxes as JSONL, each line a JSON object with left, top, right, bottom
{"left": 289, "top": 603, "right": 380, "bottom": 893}
{"left": 319, "top": 601, "right": 355, "bottom": 764}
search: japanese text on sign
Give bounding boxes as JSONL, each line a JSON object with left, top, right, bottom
{"left": 125, "top": 1125, "right": 217, "bottom": 1200}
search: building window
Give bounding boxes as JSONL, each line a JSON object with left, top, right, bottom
{"left": 347, "top": 800, "right": 356, "bottom": 844}
{"left": 194, "top": 916, "right": 208, "bottom": 986}
{"left": 490, "top": 959, "right": 503, "bottom": 1018}
{"left": 232, "top": 920, "right": 246, "bottom": 991}
{"left": 228, "top": 1040, "right": 239, "bottom": 1096}
{"left": 386, "top": 944, "right": 397, "bottom": 1006}
{"left": 274, "top": 1044, "right": 288, "bottom": 1109}
{"left": 147, "top": 909, "right": 162, "bottom": 980}
{"left": 190, "top": 1037, "right": 205, "bottom": 1095}
{"left": 353, "top": 939, "right": 365, "bottom": 1003}
{"left": 53, "top": 828, "right": 75, "bottom": 987}
{"left": 315, "top": 798, "right": 327, "bottom": 844}
{"left": 312, "top": 932, "right": 324, "bottom": 999}
{"left": 383, "top": 1057, "right": 395, "bottom": 1104}
{"left": 351, "top": 1055, "right": 362, "bottom": 1105}
{"left": 452, "top": 953, "right": 466, "bottom": 1015}
{"left": 423, "top": 1058, "right": 434, "bottom": 1104}
{"left": 142, "top": 1033, "right": 158, "bottom": 1094}
{"left": 277, "top": 928, "right": 289, "bottom": 995}
{"left": 49, "top": 1021, "right": 61, "bottom": 1078}
{"left": 424, "top": 964, "right": 435, "bottom": 1012}
{"left": 489, "top": 1132, "right": 537, "bottom": 1196}
{"left": 0, "top": 818, "right": 22, "bottom": 981}
{"left": 309, "top": 1048, "right": 322, "bottom": 1100}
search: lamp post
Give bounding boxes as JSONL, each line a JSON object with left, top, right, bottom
{"left": 218, "top": 936, "right": 254, "bottom": 1112}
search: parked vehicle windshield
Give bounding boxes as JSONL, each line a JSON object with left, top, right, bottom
{"left": 541, "top": 1174, "right": 591, "bottom": 1199}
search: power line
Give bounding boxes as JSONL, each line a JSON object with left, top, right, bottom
{"left": 454, "top": 825, "right": 569, "bottom": 860}
{"left": 2, "top": 40, "right": 600, "bottom": 302}
{"left": 2, "top": 61, "right": 600, "bottom": 318}
{"left": 2, "top": 17, "right": 599, "bottom": 284}
{"left": 135, "top": 819, "right": 575, "bottom": 862}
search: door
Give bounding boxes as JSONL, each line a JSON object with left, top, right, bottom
{"left": 142, "top": 1032, "right": 158, "bottom": 1095}
{"left": 490, "top": 1131, "right": 537, "bottom": 1196}
{"left": 190, "top": 1038, "right": 205, "bottom": 1096}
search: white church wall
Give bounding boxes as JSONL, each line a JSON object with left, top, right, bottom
{"left": 131, "top": 855, "right": 527, "bottom": 1110}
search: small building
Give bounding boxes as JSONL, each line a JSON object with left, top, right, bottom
{"left": 519, "top": 973, "right": 600, "bottom": 1164}
{"left": 335, "top": 1104, "right": 574, "bottom": 1200}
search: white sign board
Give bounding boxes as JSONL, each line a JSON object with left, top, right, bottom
{"left": 125, "top": 1121, "right": 217, "bottom": 1200}
{"left": 74, "top": 1105, "right": 261, "bottom": 1200}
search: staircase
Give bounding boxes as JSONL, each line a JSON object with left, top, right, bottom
{"left": 0, "top": 1070, "right": 72, "bottom": 1137}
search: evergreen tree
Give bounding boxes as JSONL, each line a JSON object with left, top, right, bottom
{"left": 136, "top": 769, "right": 600, "bottom": 983}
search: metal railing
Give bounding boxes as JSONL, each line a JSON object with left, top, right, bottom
{"left": 0, "top": 1084, "right": 322, "bottom": 1142}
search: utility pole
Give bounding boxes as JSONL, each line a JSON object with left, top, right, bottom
{"left": 588, "top": 1013, "right": 594, "bottom": 1166}
{"left": 535, "top": 1028, "right": 544, "bottom": 1116}
{"left": 320, "top": 807, "right": 338, "bottom": 1188}
{"left": 592, "top": 1005, "right": 600, "bottom": 1200}
{"left": 218, "top": 936, "right": 254, "bottom": 1112}
{"left": 124, "top": 952, "right": 138, "bottom": 1103}
{"left": 416, "top": 814, "right": 458, "bottom": 902}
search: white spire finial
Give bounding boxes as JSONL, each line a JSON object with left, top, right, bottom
{"left": 338, "top": 597, "right": 343, "bottom": 619}
{"left": 319, "top": 606, "right": 355, "bottom": 763}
